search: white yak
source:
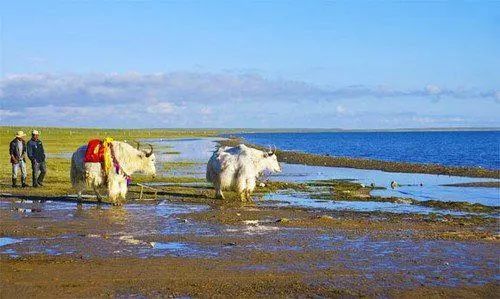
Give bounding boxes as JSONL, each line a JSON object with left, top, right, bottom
{"left": 206, "top": 144, "right": 281, "bottom": 200}
{"left": 70, "top": 141, "right": 156, "bottom": 205}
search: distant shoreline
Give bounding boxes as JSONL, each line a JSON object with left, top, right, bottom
{"left": 219, "top": 138, "right": 500, "bottom": 179}
{"left": 224, "top": 127, "right": 500, "bottom": 133}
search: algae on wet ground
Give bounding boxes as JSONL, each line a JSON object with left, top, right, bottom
{"left": 307, "top": 179, "right": 374, "bottom": 201}
{"left": 162, "top": 161, "right": 201, "bottom": 172}
{"left": 254, "top": 181, "right": 309, "bottom": 193}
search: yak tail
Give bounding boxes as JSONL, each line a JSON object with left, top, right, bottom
{"left": 70, "top": 153, "right": 78, "bottom": 187}
{"left": 206, "top": 163, "right": 214, "bottom": 183}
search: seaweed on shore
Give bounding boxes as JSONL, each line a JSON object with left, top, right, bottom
{"left": 418, "top": 200, "right": 499, "bottom": 214}
{"left": 254, "top": 181, "right": 309, "bottom": 194}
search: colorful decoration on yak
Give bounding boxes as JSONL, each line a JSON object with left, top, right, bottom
{"left": 84, "top": 137, "right": 114, "bottom": 174}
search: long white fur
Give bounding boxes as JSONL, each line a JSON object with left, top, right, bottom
{"left": 206, "top": 144, "right": 281, "bottom": 201}
{"left": 70, "top": 141, "right": 156, "bottom": 204}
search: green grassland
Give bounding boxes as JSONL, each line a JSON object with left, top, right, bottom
{"left": 0, "top": 126, "right": 219, "bottom": 197}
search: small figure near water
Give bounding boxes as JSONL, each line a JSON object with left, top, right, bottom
{"left": 9, "top": 131, "right": 28, "bottom": 188}
{"left": 390, "top": 181, "right": 398, "bottom": 189}
{"left": 206, "top": 144, "right": 282, "bottom": 201}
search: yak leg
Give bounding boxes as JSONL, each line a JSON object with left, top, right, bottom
{"left": 119, "top": 179, "right": 128, "bottom": 201}
{"left": 109, "top": 191, "right": 120, "bottom": 205}
{"left": 237, "top": 180, "right": 247, "bottom": 202}
{"left": 108, "top": 179, "right": 121, "bottom": 206}
{"left": 215, "top": 188, "right": 225, "bottom": 200}
{"left": 93, "top": 186, "right": 104, "bottom": 203}
{"left": 240, "top": 191, "right": 247, "bottom": 201}
{"left": 245, "top": 190, "right": 251, "bottom": 202}
{"left": 75, "top": 184, "right": 85, "bottom": 202}
{"left": 214, "top": 179, "right": 225, "bottom": 199}
{"left": 245, "top": 178, "right": 256, "bottom": 202}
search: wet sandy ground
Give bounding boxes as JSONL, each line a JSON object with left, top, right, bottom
{"left": 1, "top": 197, "right": 499, "bottom": 297}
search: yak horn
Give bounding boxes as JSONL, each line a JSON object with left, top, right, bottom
{"left": 132, "top": 140, "right": 141, "bottom": 150}
{"left": 267, "top": 145, "right": 276, "bottom": 156}
{"left": 267, "top": 145, "right": 276, "bottom": 155}
{"left": 144, "top": 143, "right": 154, "bottom": 157}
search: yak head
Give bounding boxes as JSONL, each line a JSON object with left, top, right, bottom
{"left": 138, "top": 143, "right": 156, "bottom": 176}
{"left": 261, "top": 146, "right": 281, "bottom": 173}
{"left": 129, "top": 141, "right": 156, "bottom": 176}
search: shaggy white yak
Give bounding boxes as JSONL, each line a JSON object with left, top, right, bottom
{"left": 206, "top": 144, "right": 281, "bottom": 200}
{"left": 70, "top": 141, "right": 156, "bottom": 205}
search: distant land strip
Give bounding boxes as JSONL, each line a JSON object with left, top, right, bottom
{"left": 219, "top": 138, "right": 500, "bottom": 179}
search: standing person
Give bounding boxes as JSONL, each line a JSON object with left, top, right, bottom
{"left": 9, "top": 131, "right": 28, "bottom": 188}
{"left": 27, "top": 130, "right": 46, "bottom": 187}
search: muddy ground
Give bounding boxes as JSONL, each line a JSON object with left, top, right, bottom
{"left": 1, "top": 193, "right": 499, "bottom": 298}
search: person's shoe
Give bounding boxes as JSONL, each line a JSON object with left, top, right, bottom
{"left": 33, "top": 184, "right": 39, "bottom": 188}
{"left": 21, "top": 178, "right": 28, "bottom": 188}
{"left": 12, "top": 178, "right": 18, "bottom": 188}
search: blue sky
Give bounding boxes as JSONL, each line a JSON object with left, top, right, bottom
{"left": 0, "top": 0, "right": 499, "bottom": 128}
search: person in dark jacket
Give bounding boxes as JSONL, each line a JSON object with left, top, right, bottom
{"left": 27, "top": 130, "right": 46, "bottom": 187}
{"left": 9, "top": 130, "right": 28, "bottom": 187}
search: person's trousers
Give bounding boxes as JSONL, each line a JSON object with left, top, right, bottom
{"left": 32, "top": 161, "right": 46, "bottom": 186}
{"left": 12, "top": 160, "right": 27, "bottom": 180}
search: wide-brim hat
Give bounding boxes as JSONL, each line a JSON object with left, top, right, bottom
{"left": 32, "top": 130, "right": 40, "bottom": 135}
{"left": 15, "top": 130, "right": 26, "bottom": 138}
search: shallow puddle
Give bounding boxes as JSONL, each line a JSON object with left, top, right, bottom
{"left": 0, "top": 237, "right": 22, "bottom": 247}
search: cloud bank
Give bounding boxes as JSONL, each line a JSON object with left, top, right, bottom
{"left": 0, "top": 72, "right": 498, "bottom": 128}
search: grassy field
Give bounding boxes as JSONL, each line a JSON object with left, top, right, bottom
{"left": 0, "top": 126, "right": 219, "bottom": 197}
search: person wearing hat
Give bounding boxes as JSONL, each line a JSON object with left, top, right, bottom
{"left": 27, "top": 130, "right": 46, "bottom": 187}
{"left": 9, "top": 131, "right": 28, "bottom": 187}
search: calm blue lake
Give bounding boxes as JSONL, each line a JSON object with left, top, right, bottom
{"left": 234, "top": 131, "right": 500, "bottom": 170}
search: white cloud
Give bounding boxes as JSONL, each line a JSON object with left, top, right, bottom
{"left": 425, "top": 84, "right": 441, "bottom": 95}
{"left": 0, "top": 71, "right": 498, "bottom": 128}
{"left": 146, "top": 102, "right": 176, "bottom": 114}
{"left": 336, "top": 105, "right": 347, "bottom": 115}
{"left": 200, "top": 106, "right": 213, "bottom": 115}
{"left": 0, "top": 109, "right": 19, "bottom": 117}
{"left": 1, "top": 72, "right": 497, "bottom": 112}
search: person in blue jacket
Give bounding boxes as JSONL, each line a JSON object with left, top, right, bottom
{"left": 27, "top": 130, "right": 46, "bottom": 187}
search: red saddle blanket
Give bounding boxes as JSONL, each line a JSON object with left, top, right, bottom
{"left": 84, "top": 139, "right": 105, "bottom": 163}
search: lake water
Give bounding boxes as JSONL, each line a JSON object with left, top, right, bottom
{"left": 233, "top": 131, "right": 500, "bottom": 170}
